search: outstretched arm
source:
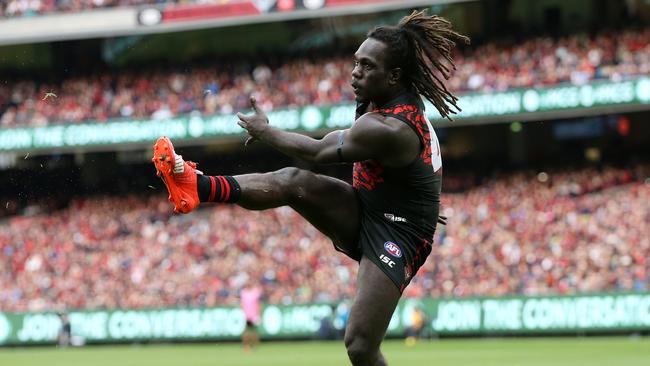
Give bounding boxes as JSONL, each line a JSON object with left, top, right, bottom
{"left": 238, "top": 97, "right": 447, "bottom": 225}
{"left": 237, "top": 97, "right": 412, "bottom": 165}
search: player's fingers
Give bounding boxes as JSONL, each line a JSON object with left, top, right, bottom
{"left": 237, "top": 121, "right": 247, "bottom": 130}
{"left": 236, "top": 112, "right": 249, "bottom": 121}
{"left": 250, "top": 96, "right": 260, "bottom": 113}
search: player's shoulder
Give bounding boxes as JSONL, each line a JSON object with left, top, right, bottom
{"left": 353, "top": 112, "right": 410, "bottom": 141}
{"left": 352, "top": 112, "right": 419, "bottom": 150}
{"left": 356, "top": 111, "right": 405, "bottom": 130}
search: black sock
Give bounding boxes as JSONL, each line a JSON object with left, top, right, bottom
{"left": 197, "top": 175, "right": 211, "bottom": 201}
{"left": 197, "top": 175, "right": 241, "bottom": 203}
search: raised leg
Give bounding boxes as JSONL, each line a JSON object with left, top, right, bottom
{"left": 234, "top": 167, "right": 360, "bottom": 256}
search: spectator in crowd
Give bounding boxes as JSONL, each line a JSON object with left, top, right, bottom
{"left": 1, "top": 28, "right": 649, "bottom": 128}
{"left": 0, "top": 165, "right": 648, "bottom": 311}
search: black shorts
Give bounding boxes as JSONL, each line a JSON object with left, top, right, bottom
{"left": 331, "top": 192, "right": 437, "bottom": 293}
{"left": 358, "top": 211, "right": 434, "bottom": 292}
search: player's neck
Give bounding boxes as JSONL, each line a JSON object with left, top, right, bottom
{"left": 372, "top": 87, "right": 408, "bottom": 108}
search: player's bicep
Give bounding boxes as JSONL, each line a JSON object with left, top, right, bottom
{"left": 312, "top": 128, "right": 375, "bottom": 163}
{"left": 313, "top": 115, "right": 392, "bottom": 163}
{"left": 312, "top": 129, "right": 352, "bottom": 163}
{"left": 336, "top": 115, "right": 394, "bottom": 163}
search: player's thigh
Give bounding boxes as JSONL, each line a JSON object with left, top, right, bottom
{"left": 345, "top": 256, "right": 401, "bottom": 348}
{"left": 285, "top": 168, "right": 360, "bottom": 253}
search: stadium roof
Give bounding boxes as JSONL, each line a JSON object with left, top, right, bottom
{"left": 0, "top": 0, "right": 473, "bottom": 46}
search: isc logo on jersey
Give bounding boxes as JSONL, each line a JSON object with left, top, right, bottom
{"left": 383, "top": 241, "right": 402, "bottom": 258}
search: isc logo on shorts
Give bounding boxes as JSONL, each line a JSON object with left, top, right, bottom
{"left": 384, "top": 241, "right": 402, "bottom": 258}
{"left": 379, "top": 254, "right": 396, "bottom": 268}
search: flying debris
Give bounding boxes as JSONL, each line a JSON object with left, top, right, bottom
{"left": 42, "top": 92, "right": 57, "bottom": 101}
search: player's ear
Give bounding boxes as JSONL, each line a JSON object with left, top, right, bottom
{"left": 388, "top": 67, "right": 402, "bottom": 86}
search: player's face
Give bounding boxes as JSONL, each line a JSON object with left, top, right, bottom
{"left": 351, "top": 38, "right": 393, "bottom": 104}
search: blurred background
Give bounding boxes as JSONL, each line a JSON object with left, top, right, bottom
{"left": 0, "top": 0, "right": 649, "bottom": 364}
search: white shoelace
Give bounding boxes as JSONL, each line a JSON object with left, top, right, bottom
{"left": 173, "top": 155, "right": 185, "bottom": 174}
{"left": 173, "top": 154, "right": 203, "bottom": 175}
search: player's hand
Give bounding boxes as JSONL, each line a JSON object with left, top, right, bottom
{"left": 237, "top": 96, "right": 269, "bottom": 146}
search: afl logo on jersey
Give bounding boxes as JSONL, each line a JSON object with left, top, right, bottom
{"left": 384, "top": 241, "right": 402, "bottom": 258}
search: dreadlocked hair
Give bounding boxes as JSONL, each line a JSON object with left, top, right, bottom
{"left": 367, "top": 10, "right": 470, "bottom": 120}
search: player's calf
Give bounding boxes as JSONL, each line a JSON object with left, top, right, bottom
{"left": 345, "top": 334, "right": 386, "bottom": 366}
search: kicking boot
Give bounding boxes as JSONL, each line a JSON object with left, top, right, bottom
{"left": 151, "top": 136, "right": 202, "bottom": 214}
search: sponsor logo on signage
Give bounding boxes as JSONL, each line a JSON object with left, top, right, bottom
{"left": 0, "top": 314, "right": 10, "bottom": 344}
{"left": 137, "top": 8, "right": 162, "bottom": 26}
{"left": 253, "top": 0, "right": 275, "bottom": 12}
{"left": 303, "top": 0, "right": 325, "bottom": 10}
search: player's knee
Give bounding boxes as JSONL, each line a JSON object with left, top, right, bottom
{"left": 274, "top": 167, "right": 301, "bottom": 180}
{"left": 345, "top": 333, "right": 376, "bottom": 365}
{"left": 273, "top": 167, "right": 312, "bottom": 199}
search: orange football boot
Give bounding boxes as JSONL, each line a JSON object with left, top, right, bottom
{"left": 152, "top": 136, "right": 202, "bottom": 214}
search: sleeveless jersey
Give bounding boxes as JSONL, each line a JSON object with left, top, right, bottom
{"left": 352, "top": 92, "right": 442, "bottom": 241}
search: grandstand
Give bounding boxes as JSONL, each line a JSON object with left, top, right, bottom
{"left": 2, "top": 26, "right": 649, "bottom": 127}
{"left": 0, "top": 0, "right": 649, "bottom": 365}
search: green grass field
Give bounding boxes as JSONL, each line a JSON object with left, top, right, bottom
{"left": 0, "top": 337, "right": 648, "bottom": 366}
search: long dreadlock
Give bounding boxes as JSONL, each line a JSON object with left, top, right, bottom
{"left": 368, "top": 10, "right": 470, "bottom": 120}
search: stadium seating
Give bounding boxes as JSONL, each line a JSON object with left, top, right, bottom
{"left": 1, "top": 165, "right": 647, "bottom": 311}
{"left": 1, "top": 27, "right": 649, "bottom": 127}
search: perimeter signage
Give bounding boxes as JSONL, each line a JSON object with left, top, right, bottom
{"left": 0, "top": 77, "right": 649, "bottom": 152}
{"left": 0, "top": 293, "right": 648, "bottom": 345}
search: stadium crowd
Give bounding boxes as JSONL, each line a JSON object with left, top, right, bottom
{"left": 1, "top": 27, "right": 649, "bottom": 127}
{"left": 408, "top": 164, "right": 649, "bottom": 299}
{"left": 1, "top": 164, "right": 648, "bottom": 311}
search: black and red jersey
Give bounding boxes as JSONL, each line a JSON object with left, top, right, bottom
{"left": 353, "top": 92, "right": 442, "bottom": 241}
